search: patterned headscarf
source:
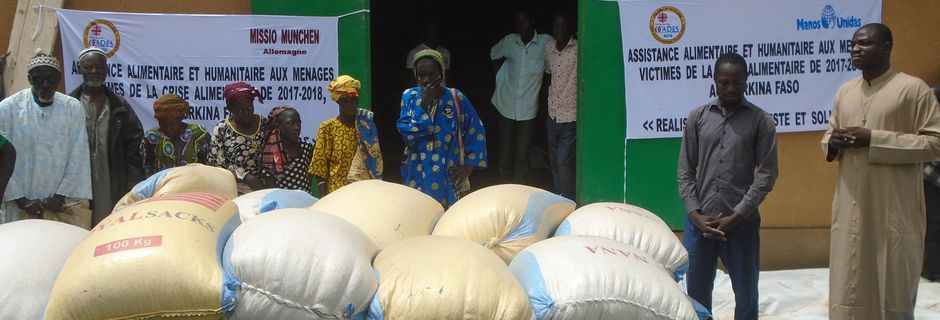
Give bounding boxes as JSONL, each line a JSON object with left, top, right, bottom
{"left": 261, "top": 106, "right": 293, "bottom": 175}
{"left": 26, "top": 50, "right": 61, "bottom": 73}
{"left": 223, "top": 82, "right": 265, "bottom": 106}
{"left": 153, "top": 94, "right": 190, "bottom": 119}
{"left": 327, "top": 75, "right": 360, "bottom": 102}
{"left": 412, "top": 48, "right": 446, "bottom": 81}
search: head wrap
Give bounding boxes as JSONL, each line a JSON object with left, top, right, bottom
{"left": 411, "top": 48, "right": 446, "bottom": 81}
{"left": 223, "top": 82, "right": 265, "bottom": 106}
{"left": 26, "top": 50, "right": 61, "bottom": 73}
{"left": 153, "top": 94, "right": 190, "bottom": 119}
{"left": 327, "top": 75, "right": 361, "bottom": 102}
{"left": 78, "top": 47, "right": 107, "bottom": 61}
{"left": 261, "top": 106, "right": 294, "bottom": 175}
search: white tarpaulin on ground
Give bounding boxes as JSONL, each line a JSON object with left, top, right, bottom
{"left": 706, "top": 268, "right": 940, "bottom": 319}
{"left": 57, "top": 9, "right": 339, "bottom": 140}
{"left": 618, "top": 0, "right": 881, "bottom": 139}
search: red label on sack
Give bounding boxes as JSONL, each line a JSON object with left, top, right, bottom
{"left": 94, "top": 235, "right": 163, "bottom": 257}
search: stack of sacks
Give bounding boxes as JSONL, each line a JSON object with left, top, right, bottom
{"left": 45, "top": 193, "right": 240, "bottom": 319}
{"left": 510, "top": 236, "right": 709, "bottom": 320}
{"left": 113, "top": 164, "right": 237, "bottom": 213}
{"left": 223, "top": 209, "right": 377, "bottom": 319}
{"left": 0, "top": 220, "right": 87, "bottom": 319}
{"left": 232, "top": 188, "right": 318, "bottom": 222}
{"left": 554, "top": 202, "right": 689, "bottom": 280}
{"left": 311, "top": 180, "right": 444, "bottom": 249}
{"left": 368, "top": 235, "right": 533, "bottom": 320}
{"left": 432, "top": 184, "right": 575, "bottom": 263}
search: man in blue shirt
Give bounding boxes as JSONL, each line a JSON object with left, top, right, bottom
{"left": 490, "top": 11, "right": 552, "bottom": 183}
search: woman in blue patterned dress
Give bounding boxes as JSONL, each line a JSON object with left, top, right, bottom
{"left": 398, "top": 49, "right": 488, "bottom": 207}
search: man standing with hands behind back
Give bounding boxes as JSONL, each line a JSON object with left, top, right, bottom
{"left": 823, "top": 23, "right": 940, "bottom": 320}
{"left": 678, "top": 52, "right": 778, "bottom": 320}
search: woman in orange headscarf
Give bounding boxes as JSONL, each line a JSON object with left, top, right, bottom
{"left": 308, "top": 75, "right": 383, "bottom": 196}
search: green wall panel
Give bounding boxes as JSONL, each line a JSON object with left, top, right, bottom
{"left": 252, "top": 0, "right": 371, "bottom": 107}
{"left": 579, "top": 0, "right": 685, "bottom": 229}
{"left": 625, "top": 138, "right": 684, "bottom": 229}
{"left": 577, "top": 0, "right": 626, "bottom": 204}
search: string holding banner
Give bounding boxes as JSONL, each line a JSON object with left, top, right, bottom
{"left": 32, "top": 5, "right": 60, "bottom": 41}
{"left": 337, "top": 9, "right": 370, "bottom": 19}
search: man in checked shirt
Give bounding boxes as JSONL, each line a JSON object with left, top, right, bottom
{"left": 677, "top": 52, "right": 779, "bottom": 320}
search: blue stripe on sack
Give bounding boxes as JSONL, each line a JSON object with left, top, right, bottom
{"left": 131, "top": 169, "right": 170, "bottom": 199}
{"left": 221, "top": 234, "right": 239, "bottom": 312}
{"left": 216, "top": 214, "right": 241, "bottom": 311}
{"left": 351, "top": 311, "right": 368, "bottom": 320}
{"left": 502, "top": 192, "right": 575, "bottom": 242}
{"left": 690, "top": 296, "right": 713, "bottom": 320}
{"left": 347, "top": 303, "right": 366, "bottom": 320}
{"left": 366, "top": 269, "right": 384, "bottom": 320}
{"left": 553, "top": 220, "right": 572, "bottom": 236}
{"left": 259, "top": 189, "right": 318, "bottom": 214}
{"left": 673, "top": 262, "right": 689, "bottom": 282}
{"left": 509, "top": 251, "right": 555, "bottom": 320}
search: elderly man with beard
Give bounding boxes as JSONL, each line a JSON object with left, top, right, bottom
{"left": 69, "top": 47, "right": 144, "bottom": 225}
{"left": 0, "top": 51, "right": 92, "bottom": 228}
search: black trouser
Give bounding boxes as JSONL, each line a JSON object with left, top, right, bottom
{"left": 547, "top": 118, "right": 576, "bottom": 200}
{"left": 497, "top": 114, "right": 535, "bottom": 182}
{"left": 925, "top": 181, "right": 940, "bottom": 280}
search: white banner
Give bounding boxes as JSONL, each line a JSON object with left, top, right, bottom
{"left": 619, "top": 0, "right": 881, "bottom": 139}
{"left": 57, "top": 9, "right": 340, "bottom": 141}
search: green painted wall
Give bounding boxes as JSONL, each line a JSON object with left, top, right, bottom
{"left": 252, "top": 0, "right": 371, "bottom": 107}
{"left": 578, "top": 0, "right": 685, "bottom": 229}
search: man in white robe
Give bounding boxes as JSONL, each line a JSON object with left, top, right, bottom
{"left": 823, "top": 23, "right": 940, "bottom": 320}
{"left": 0, "top": 52, "right": 92, "bottom": 228}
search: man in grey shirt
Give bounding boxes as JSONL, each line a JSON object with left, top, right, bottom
{"left": 677, "top": 52, "right": 778, "bottom": 320}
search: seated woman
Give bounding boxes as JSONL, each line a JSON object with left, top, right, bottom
{"left": 208, "top": 82, "right": 266, "bottom": 194}
{"left": 256, "top": 106, "right": 314, "bottom": 193}
{"left": 398, "top": 49, "right": 488, "bottom": 208}
{"left": 141, "top": 94, "right": 209, "bottom": 177}
{"left": 308, "top": 75, "right": 383, "bottom": 196}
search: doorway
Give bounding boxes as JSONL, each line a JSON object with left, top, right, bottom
{"left": 369, "top": 0, "right": 577, "bottom": 192}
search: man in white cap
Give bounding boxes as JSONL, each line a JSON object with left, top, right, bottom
{"left": 0, "top": 50, "right": 92, "bottom": 228}
{"left": 68, "top": 47, "right": 143, "bottom": 225}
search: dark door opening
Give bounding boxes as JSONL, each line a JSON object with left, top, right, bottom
{"left": 370, "top": 0, "right": 577, "bottom": 192}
